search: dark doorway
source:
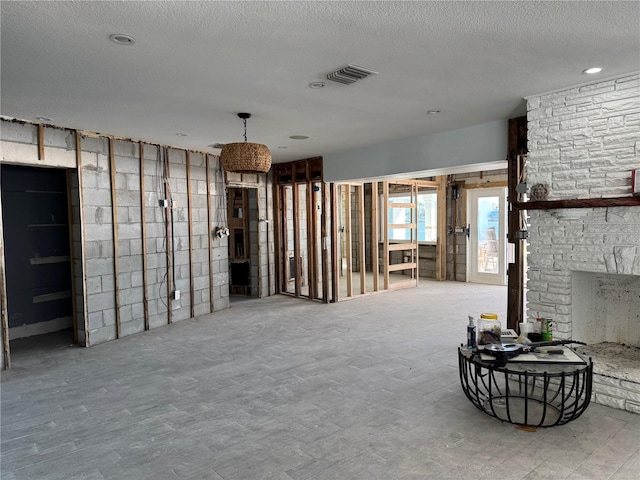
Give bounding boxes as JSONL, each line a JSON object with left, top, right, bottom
{"left": 0, "top": 164, "right": 74, "bottom": 343}
{"left": 227, "top": 187, "right": 251, "bottom": 296}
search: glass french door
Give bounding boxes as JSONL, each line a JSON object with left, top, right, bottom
{"left": 467, "top": 187, "right": 507, "bottom": 285}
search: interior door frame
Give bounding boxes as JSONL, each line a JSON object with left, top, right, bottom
{"left": 467, "top": 186, "right": 507, "bottom": 285}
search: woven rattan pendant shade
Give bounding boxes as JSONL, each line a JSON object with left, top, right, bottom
{"left": 220, "top": 113, "right": 271, "bottom": 174}
{"left": 220, "top": 142, "right": 271, "bottom": 173}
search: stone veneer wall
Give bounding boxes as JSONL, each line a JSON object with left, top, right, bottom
{"left": 526, "top": 72, "right": 640, "bottom": 411}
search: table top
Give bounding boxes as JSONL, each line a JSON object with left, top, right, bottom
{"left": 459, "top": 345, "right": 590, "bottom": 374}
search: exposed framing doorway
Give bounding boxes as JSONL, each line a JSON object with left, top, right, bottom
{"left": 0, "top": 164, "right": 81, "bottom": 366}
{"left": 273, "top": 158, "right": 331, "bottom": 302}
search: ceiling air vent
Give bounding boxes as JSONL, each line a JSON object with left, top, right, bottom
{"left": 325, "top": 64, "right": 378, "bottom": 85}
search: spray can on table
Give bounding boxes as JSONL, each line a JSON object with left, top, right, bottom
{"left": 467, "top": 316, "right": 477, "bottom": 349}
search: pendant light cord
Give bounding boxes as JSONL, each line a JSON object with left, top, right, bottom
{"left": 243, "top": 118, "right": 248, "bottom": 142}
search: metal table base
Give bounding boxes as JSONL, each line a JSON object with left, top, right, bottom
{"left": 458, "top": 347, "right": 593, "bottom": 427}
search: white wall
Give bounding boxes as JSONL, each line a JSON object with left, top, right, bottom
{"left": 323, "top": 120, "right": 508, "bottom": 182}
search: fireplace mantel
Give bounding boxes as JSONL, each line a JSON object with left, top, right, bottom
{"left": 515, "top": 196, "right": 640, "bottom": 211}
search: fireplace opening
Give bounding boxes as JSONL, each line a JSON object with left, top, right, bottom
{"left": 571, "top": 271, "right": 640, "bottom": 394}
{"left": 571, "top": 271, "right": 640, "bottom": 347}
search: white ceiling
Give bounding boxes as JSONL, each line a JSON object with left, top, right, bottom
{"left": 2, "top": 1, "right": 639, "bottom": 164}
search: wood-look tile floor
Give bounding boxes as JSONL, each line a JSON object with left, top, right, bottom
{"left": 2, "top": 280, "right": 639, "bottom": 479}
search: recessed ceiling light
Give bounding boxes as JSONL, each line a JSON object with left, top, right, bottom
{"left": 309, "top": 82, "right": 326, "bottom": 89}
{"left": 35, "top": 117, "right": 52, "bottom": 122}
{"left": 175, "top": 133, "right": 188, "bottom": 137}
{"left": 109, "top": 34, "right": 135, "bottom": 46}
{"left": 209, "top": 143, "right": 226, "bottom": 149}
{"left": 582, "top": 67, "right": 602, "bottom": 75}
{"left": 289, "top": 135, "right": 309, "bottom": 140}
{"left": 426, "top": 110, "right": 441, "bottom": 115}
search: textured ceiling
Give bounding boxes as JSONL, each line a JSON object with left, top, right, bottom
{"left": 1, "top": 1, "right": 639, "bottom": 164}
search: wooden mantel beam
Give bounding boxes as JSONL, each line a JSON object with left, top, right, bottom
{"left": 515, "top": 196, "right": 640, "bottom": 211}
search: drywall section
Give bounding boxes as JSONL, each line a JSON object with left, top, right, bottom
{"left": 323, "top": 120, "right": 508, "bottom": 182}
{"left": 0, "top": 119, "right": 231, "bottom": 351}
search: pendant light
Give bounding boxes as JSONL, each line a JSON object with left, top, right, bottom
{"left": 220, "top": 113, "right": 271, "bottom": 173}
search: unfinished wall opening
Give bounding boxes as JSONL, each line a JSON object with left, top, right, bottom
{"left": 273, "top": 158, "right": 330, "bottom": 301}
{"left": 0, "top": 164, "right": 78, "bottom": 348}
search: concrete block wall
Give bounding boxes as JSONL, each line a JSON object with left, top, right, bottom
{"left": 0, "top": 119, "right": 233, "bottom": 354}
{"left": 80, "top": 137, "right": 118, "bottom": 344}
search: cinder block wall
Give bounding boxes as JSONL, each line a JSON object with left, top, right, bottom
{"left": 0, "top": 119, "right": 231, "bottom": 352}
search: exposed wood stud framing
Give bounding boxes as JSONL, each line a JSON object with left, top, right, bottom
{"left": 371, "top": 182, "right": 379, "bottom": 292}
{"left": 65, "top": 170, "right": 78, "bottom": 344}
{"left": 436, "top": 175, "right": 447, "bottom": 281}
{"left": 186, "top": 151, "right": 195, "bottom": 318}
{"left": 108, "top": 138, "right": 121, "bottom": 338}
{"left": 344, "top": 185, "right": 353, "bottom": 297}
{"left": 37, "top": 124, "right": 45, "bottom": 161}
{"left": 273, "top": 180, "right": 283, "bottom": 294}
{"left": 321, "top": 182, "right": 329, "bottom": 302}
{"left": 140, "top": 143, "right": 150, "bottom": 330}
{"left": 306, "top": 165, "right": 316, "bottom": 299}
{"left": 507, "top": 154, "right": 525, "bottom": 330}
{"left": 293, "top": 171, "right": 301, "bottom": 297}
{"left": 463, "top": 181, "right": 508, "bottom": 189}
{"left": 0, "top": 185, "right": 10, "bottom": 369}
{"left": 205, "top": 155, "right": 214, "bottom": 313}
{"left": 382, "top": 181, "right": 390, "bottom": 290}
{"left": 330, "top": 183, "right": 339, "bottom": 302}
{"left": 358, "top": 184, "right": 366, "bottom": 294}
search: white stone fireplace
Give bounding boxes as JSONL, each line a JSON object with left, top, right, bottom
{"left": 526, "top": 73, "right": 640, "bottom": 412}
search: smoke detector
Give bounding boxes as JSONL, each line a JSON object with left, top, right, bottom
{"left": 325, "top": 64, "right": 378, "bottom": 85}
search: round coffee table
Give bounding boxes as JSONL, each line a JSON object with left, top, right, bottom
{"left": 458, "top": 346, "right": 593, "bottom": 427}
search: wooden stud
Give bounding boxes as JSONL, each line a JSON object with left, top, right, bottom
{"left": 382, "top": 181, "right": 390, "bottom": 290}
{"left": 463, "top": 181, "right": 508, "bottom": 190}
{"left": 436, "top": 175, "right": 447, "bottom": 281}
{"left": 321, "top": 182, "right": 329, "bottom": 303}
{"left": 0, "top": 183, "right": 11, "bottom": 369}
{"left": 76, "top": 133, "right": 90, "bottom": 346}
{"left": 306, "top": 169, "right": 315, "bottom": 299}
{"left": 38, "top": 124, "right": 45, "bottom": 161}
{"left": 358, "top": 184, "right": 366, "bottom": 294}
{"left": 65, "top": 170, "right": 78, "bottom": 344}
{"left": 205, "top": 155, "right": 214, "bottom": 313}
{"left": 164, "top": 147, "right": 173, "bottom": 323}
{"left": 273, "top": 181, "right": 283, "bottom": 294}
{"left": 371, "top": 182, "right": 379, "bottom": 292}
{"left": 140, "top": 143, "right": 150, "bottom": 330}
{"left": 413, "top": 183, "right": 419, "bottom": 284}
{"left": 108, "top": 138, "right": 121, "bottom": 338}
{"left": 507, "top": 154, "right": 525, "bottom": 331}
{"left": 293, "top": 172, "right": 301, "bottom": 297}
{"left": 186, "top": 151, "right": 195, "bottom": 318}
{"left": 344, "top": 185, "right": 353, "bottom": 297}
{"left": 330, "top": 183, "right": 339, "bottom": 302}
